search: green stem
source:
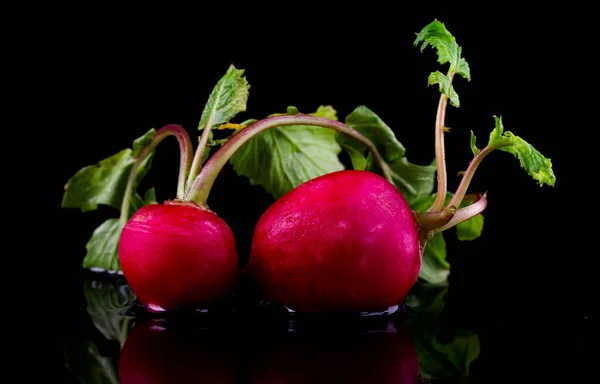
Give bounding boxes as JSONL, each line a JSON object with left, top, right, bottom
{"left": 119, "top": 124, "right": 193, "bottom": 227}
{"left": 186, "top": 119, "right": 214, "bottom": 191}
{"left": 430, "top": 73, "right": 454, "bottom": 212}
{"left": 447, "top": 145, "right": 495, "bottom": 209}
{"left": 183, "top": 114, "right": 392, "bottom": 206}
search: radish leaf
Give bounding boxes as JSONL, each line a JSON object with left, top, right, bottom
{"left": 230, "top": 106, "right": 344, "bottom": 199}
{"left": 418, "top": 232, "right": 450, "bottom": 285}
{"left": 414, "top": 20, "right": 471, "bottom": 108}
{"left": 488, "top": 116, "right": 556, "bottom": 186}
{"left": 337, "top": 105, "right": 436, "bottom": 204}
{"left": 83, "top": 219, "right": 122, "bottom": 272}
{"left": 62, "top": 129, "right": 156, "bottom": 213}
{"left": 62, "top": 129, "right": 157, "bottom": 272}
{"left": 198, "top": 64, "right": 249, "bottom": 131}
{"left": 470, "top": 130, "right": 479, "bottom": 156}
{"left": 456, "top": 213, "right": 484, "bottom": 241}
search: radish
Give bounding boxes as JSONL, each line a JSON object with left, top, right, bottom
{"left": 249, "top": 170, "right": 420, "bottom": 313}
{"left": 243, "top": 20, "right": 556, "bottom": 313}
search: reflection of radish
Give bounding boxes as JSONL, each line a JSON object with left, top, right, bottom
{"left": 119, "top": 318, "right": 236, "bottom": 384}
{"left": 248, "top": 318, "right": 420, "bottom": 383}
{"left": 249, "top": 170, "right": 421, "bottom": 313}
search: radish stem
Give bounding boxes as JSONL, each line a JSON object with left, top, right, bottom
{"left": 120, "top": 124, "right": 193, "bottom": 227}
{"left": 186, "top": 119, "right": 214, "bottom": 191}
{"left": 430, "top": 73, "right": 454, "bottom": 212}
{"left": 414, "top": 205, "right": 457, "bottom": 231}
{"left": 447, "top": 145, "right": 495, "bottom": 210}
{"left": 433, "top": 193, "right": 487, "bottom": 234}
{"left": 184, "top": 114, "right": 392, "bottom": 205}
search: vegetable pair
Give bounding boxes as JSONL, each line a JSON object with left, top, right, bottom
{"left": 62, "top": 20, "right": 555, "bottom": 312}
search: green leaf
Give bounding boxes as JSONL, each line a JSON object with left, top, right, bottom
{"left": 470, "top": 130, "right": 479, "bottom": 156}
{"left": 414, "top": 20, "right": 471, "bottom": 81}
{"left": 62, "top": 129, "right": 158, "bottom": 271}
{"left": 340, "top": 143, "right": 367, "bottom": 170}
{"left": 337, "top": 106, "right": 436, "bottom": 205}
{"left": 198, "top": 64, "right": 249, "bottom": 131}
{"left": 62, "top": 129, "right": 156, "bottom": 213}
{"left": 428, "top": 71, "right": 460, "bottom": 107}
{"left": 132, "top": 129, "right": 155, "bottom": 157}
{"left": 143, "top": 187, "right": 157, "bottom": 205}
{"left": 488, "top": 116, "right": 556, "bottom": 186}
{"left": 418, "top": 233, "right": 450, "bottom": 285}
{"left": 456, "top": 214, "right": 484, "bottom": 241}
{"left": 83, "top": 219, "right": 122, "bottom": 272}
{"left": 230, "top": 106, "right": 344, "bottom": 199}
{"left": 340, "top": 105, "right": 406, "bottom": 161}
{"left": 414, "top": 20, "right": 470, "bottom": 106}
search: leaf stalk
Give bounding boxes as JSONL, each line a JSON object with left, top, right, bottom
{"left": 184, "top": 114, "right": 392, "bottom": 206}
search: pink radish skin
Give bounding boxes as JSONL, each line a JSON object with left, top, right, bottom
{"left": 249, "top": 170, "right": 421, "bottom": 313}
{"left": 118, "top": 200, "right": 238, "bottom": 311}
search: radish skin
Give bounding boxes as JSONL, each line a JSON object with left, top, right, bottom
{"left": 248, "top": 170, "right": 421, "bottom": 313}
{"left": 118, "top": 200, "right": 238, "bottom": 311}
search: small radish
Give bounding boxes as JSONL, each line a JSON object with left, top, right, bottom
{"left": 249, "top": 170, "right": 420, "bottom": 313}
{"left": 118, "top": 201, "right": 238, "bottom": 311}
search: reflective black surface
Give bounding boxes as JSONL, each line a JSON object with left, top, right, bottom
{"left": 62, "top": 273, "right": 486, "bottom": 383}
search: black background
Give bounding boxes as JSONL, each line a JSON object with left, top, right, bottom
{"left": 46, "top": 6, "right": 590, "bottom": 382}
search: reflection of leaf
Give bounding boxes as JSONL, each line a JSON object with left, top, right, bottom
{"left": 64, "top": 277, "right": 135, "bottom": 383}
{"left": 83, "top": 278, "right": 136, "bottom": 347}
{"left": 405, "top": 281, "right": 480, "bottom": 380}
{"left": 405, "top": 280, "right": 448, "bottom": 317}
{"left": 63, "top": 341, "right": 119, "bottom": 384}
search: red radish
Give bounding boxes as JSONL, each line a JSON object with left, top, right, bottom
{"left": 118, "top": 201, "right": 238, "bottom": 311}
{"left": 243, "top": 21, "right": 555, "bottom": 312}
{"left": 248, "top": 170, "right": 421, "bottom": 313}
